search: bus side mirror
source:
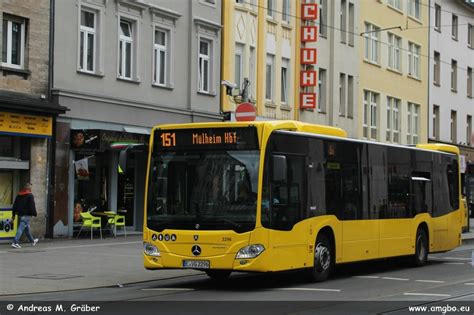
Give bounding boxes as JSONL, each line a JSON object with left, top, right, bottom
{"left": 272, "top": 155, "right": 287, "bottom": 182}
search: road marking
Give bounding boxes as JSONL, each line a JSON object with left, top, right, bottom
{"left": 404, "top": 293, "right": 451, "bottom": 297}
{"left": 415, "top": 280, "right": 445, "bottom": 283}
{"left": 274, "top": 288, "right": 341, "bottom": 292}
{"left": 464, "top": 283, "right": 474, "bottom": 286}
{"left": 354, "top": 276, "right": 379, "bottom": 279}
{"left": 142, "top": 288, "right": 194, "bottom": 291}
{"left": 0, "top": 241, "right": 142, "bottom": 254}
{"left": 437, "top": 257, "right": 471, "bottom": 261}
{"left": 442, "top": 262, "right": 465, "bottom": 265}
{"left": 381, "top": 277, "right": 409, "bottom": 281}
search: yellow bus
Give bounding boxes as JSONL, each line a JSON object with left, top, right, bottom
{"left": 135, "top": 121, "right": 462, "bottom": 281}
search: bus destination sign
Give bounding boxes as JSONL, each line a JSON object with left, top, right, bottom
{"left": 154, "top": 127, "right": 259, "bottom": 151}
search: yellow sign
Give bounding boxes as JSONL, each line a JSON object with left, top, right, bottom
{"left": 0, "top": 112, "right": 52, "bottom": 137}
{"left": 0, "top": 210, "right": 17, "bottom": 239}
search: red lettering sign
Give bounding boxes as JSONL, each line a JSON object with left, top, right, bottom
{"left": 301, "top": 26, "right": 318, "bottom": 42}
{"left": 300, "top": 71, "right": 317, "bottom": 87}
{"left": 300, "top": 93, "right": 317, "bottom": 109}
{"left": 301, "top": 4, "right": 318, "bottom": 20}
{"left": 301, "top": 48, "right": 317, "bottom": 64}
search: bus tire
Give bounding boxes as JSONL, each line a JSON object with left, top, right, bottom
{"left": 308, "top": 233, "right": 333, "bottom": 282}
{"left": 205, "top": 270, "right": 231, "bottom": 280}
{"left": 411, "top": 228, "right": 428, "bottom": 267}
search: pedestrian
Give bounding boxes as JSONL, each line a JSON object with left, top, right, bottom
{"left": 11, "top": 183, "right": 38, "bottom": 249}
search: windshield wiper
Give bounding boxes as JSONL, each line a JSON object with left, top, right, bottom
{"left": 218, "top": 218, "right": 242, "bottom": 229}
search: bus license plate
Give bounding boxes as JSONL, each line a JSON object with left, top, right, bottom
{"left": 183, "top": 260, "right": 210, "bottom": 269}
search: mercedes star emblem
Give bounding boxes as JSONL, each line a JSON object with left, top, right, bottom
{"left": 191, "top": 245, "right": 202, "bottom": 256}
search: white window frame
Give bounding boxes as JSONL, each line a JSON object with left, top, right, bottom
{"left": 234, "top": 43, "right": 244, "bottom": 91}
{"left": 408, "top": 42, "right": 420, "bottom": 79}
{"left": 433, "top": 105, "right": 440, "bottom": 140}
{"left": 282, "top": 0, "right": 290, "bottom": 23}
{"left": 388, "top": 0, "right": 402, "bottom": 11}
{"left": 265, "top": 54, "right": 274, "bottom": 102}
{"left": 434, "top": 4, "right": 441, "bottom": 32}
{"left": 339, "top": 73, "right": 346, "bottom": 116}
{"left": 407, "top": 102, "right": 420, "bottom": 144}
{"left": 452, "top": 14, "right": 458, "bottom": 40}
{"left": 2, "top": 16, "right": 25, "bottom": 69}
{"left": 450, "top": 110, "right": 457, "bottom": 143}
{"left": 364, "top": 23, "right": 379, "bottom": 64}
{"left": 198, "top": 38, "right": 212, "bottom": 93}
{"left": 467, "top": 115, "right": 472, "bottom": 145}
{"left": 153, "top": 28, "right": 168, "bottom": 87}
{"left": 319, "top": 0, "right": 327, "bottom": 37}
{"left": 267, "top": 0, "right": 274, "bottom": 18}
{"left": 388, "top": 33, "right": 401, "bottom": 72}
{"left": 281, "top": 58, "right": 290, "bottom": 104}
{"left": 79, "top": 9, "right": 96, "bottom": 73}
{"left": 468, "top": 24, "right": 473, "bottom": 49}
{"left": 433, "top": 51, "right": 440, "bottom": 85}
{"left": 408, "top": 0, "right": 421, "bottom": 20}
{"left": 318, "top": 68, "right": 327, "bottom": 113}
{"left": 451, "top": 59, "right": 457, "bottom": 92}
{"left": 118, "top": 18, "right": 134, "bottom": 80}
{"left": 363, "top": 90, "right": 378, "bottom": 140}
{"left": 386, "top": 97, "right": 400, "bottom": 143}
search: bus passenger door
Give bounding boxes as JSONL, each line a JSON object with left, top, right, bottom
{"left": 267, "top": 154, "right": 310, "bottom": 271}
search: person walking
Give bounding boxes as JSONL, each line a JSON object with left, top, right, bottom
{"left": 11, "top": 183, "right": 38, "bottom": 249}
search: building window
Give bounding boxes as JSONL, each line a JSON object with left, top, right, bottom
{"left": 364, "top": 23, "right": 380, "bottom": 64}
{"left": 433, "top": 105, "right": 440, "bottom": 140}
{"left": 433, "top": 51, "right": 440, "bottom": 86}
{"left": 265, "top": 54, "right": 274, "bottom": 101}
{"left": 154, "top": 29, "right": 168, "bottom": 86}
{"left": 386, "top": 97, "right": 400, "bottom": 143}
{"left": 249, "top": 46, "right": 256, "bottom": 99}
{"left": 469, "top": 24, "right": 474, "bottom": 49}
{"left": 348, "top": 3, "right": 354, "bottom": 46}
{"left": 468, "top": 67, "right": 473, "bottom": 98}
{"left": 408, "top": 42, "right": 420, "bottom": 79}
{"left": 363, "top": 90, "right": 378, "bottom": 140}
{"left": 452, "top": 14, "right": 458, "bottom": 40}
{"left": 2, "top": 15, "right": 25, "bottom": 69}
{"left": 118, "top": 19, "right": 133, "bottom": 79}
{"left": 318, "top": 68, "right": 327, "bottom": 113}
{"left": 388, "top": 33, "right": 401, "bottom": 72}
{"left": 388, "top": 0, "right": 402, "bottom": 11}
{"left": 434, "top": 4, "right": 441, "bottom": 32}
{"left": 347, "top": 75, "right": 354, "bottom": 118}
{"left": 319, "top": 0, "right": 327, "bottom": 37}
{"left": 198, "top": 39, "right": 212, "bottom": 93}
{"left": 79, "top": 9, "right": 96, "bottom": 73}
{"left": 267, "top": 0, "right": 274, "bottom": 18}
{"left": 234, "top": 43, "right": 244, "bottom": 90}
{"left": 407, "top": 102, "right": 419, "bottom": 144}
{"left": 451, "top": 59, "right": 457, "bottom": 92}
{"left": 340, "top": 0, "right": 346, "bottom": 44}
{"left": 339, "top": 73, "right": 346, "bottom": 116}
{"left": 408, "top": 0, "right": 421, "bottom": 20}
{"left": 282, "top": 0, "right": 290, "bottom": 23}
{"left": 451, "top": 110, "right": 457, "bottom": 143}
{"left": 467, "top": 115, "right": 472, "bottom": 146}
{"left": 281, "top": 58, "right": 290, "bottom": 104}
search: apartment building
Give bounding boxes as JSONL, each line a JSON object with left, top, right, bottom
{"left": 51, "top": 0, "right": 222, "bottom": 237}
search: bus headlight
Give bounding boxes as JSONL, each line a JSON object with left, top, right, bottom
{"left": 236, "top": 244, "right": 265, "bottom": 259}
{"left": 144, "top": 242, "right": 161, "bottom": 257}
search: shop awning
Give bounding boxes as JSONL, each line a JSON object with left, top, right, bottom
{"left": 0, "top": 90, "right": 68, "bottom": 115}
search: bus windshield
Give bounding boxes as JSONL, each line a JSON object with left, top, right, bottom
{"left": 147, "top": 150, "right": 260, "bottom": 233}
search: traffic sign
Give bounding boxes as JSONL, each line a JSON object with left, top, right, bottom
{"left": 235, "top": 102, "right": 256, "bottom": 121}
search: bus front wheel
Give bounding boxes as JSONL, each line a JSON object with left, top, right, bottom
{"left": 308, "top": 234, "right": 333, "bottom": 282}
{"left": 205, "top": 270, "right": 231, "bottom": 280}
{"left": 411, "top": 228, "right": 428, "bottom": 267}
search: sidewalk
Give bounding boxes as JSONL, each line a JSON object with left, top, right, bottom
{"left": 0, "top": 235, "right": 200, "bottom": 296}
{"left": 1, "top": 221, "right": 473, "bottom": 296}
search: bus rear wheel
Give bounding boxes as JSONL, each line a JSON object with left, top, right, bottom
{"left": 205, "top": 270, "right": 231, "bottom": 280}
{"left": 411, "top": 228, "right": 428, "bottom": 267}
{"left": 308, "top": 234, "right": 333, "bottom": 282}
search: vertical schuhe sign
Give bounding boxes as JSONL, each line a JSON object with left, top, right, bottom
{"left": 300, "top": 3, "right": 318, "bottom": 109}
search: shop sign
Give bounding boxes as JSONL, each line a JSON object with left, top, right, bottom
{"left": 0, "top": 112, "right": 52, "bottom": 137}
{"left": 299, "top": 3, "right": 318, "bottom": 110}
{"left": 71, "top": 130, "right": 148, "bottom": 152}
{"left": 0, "top": 209, "right": 17, "bottom": 239}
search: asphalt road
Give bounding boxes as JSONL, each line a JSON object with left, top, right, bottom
{"left": 1, "top": 244, "right": 473, "bottom": 315}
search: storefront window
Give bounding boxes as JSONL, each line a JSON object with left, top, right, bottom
{"left": 0, "top": 171, "right": 13, "bottom": 207}
{"left": 0, "top": 135, "right": 14, "bottom": 157}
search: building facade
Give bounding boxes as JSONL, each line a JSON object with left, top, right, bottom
{"left": 0, "top": 0, "right": 67, "bottom": 240}
{"left": 52, "top": 0, "right": 222, "bottom": 237}
{"left": 298, "top": 0, "right": 360, "bottom": 137}
{"left": 221, "top": 0, "right": 298, "bottom": 120}
{"left": 428, "top": 0, "right": 474, "bottom": 162}
{"left": 358, "top": 0, "right": 429, "bottom": 145}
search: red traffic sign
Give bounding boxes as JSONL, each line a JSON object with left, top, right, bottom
{"left": 235, "top": 102, "right": 256, "bottom": 122}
